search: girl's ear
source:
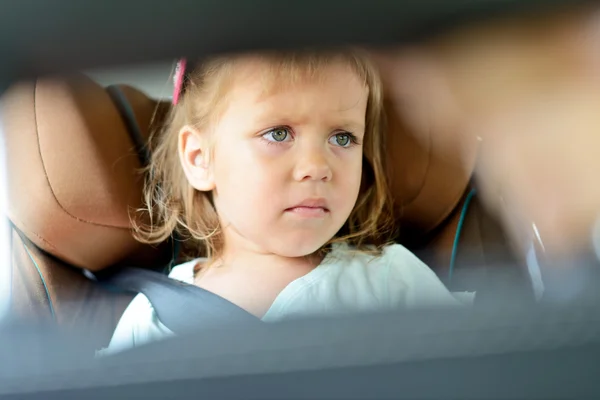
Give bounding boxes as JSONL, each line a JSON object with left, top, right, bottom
{"left": 178, "top": 125, "right": 216, "bottom": 192}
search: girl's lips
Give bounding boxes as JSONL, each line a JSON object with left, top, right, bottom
{"left": 284, "top": 206, "right": 329, "bottom": 218}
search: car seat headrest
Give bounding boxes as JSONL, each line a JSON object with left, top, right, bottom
{"left": 385, "top": 96, "right": 479, "bottom": 242}
{"left": 375, "top": 51, "right": 481, "bottom": 243}
{"left": 0, "top": 74, "right": 168, "bottom": 271}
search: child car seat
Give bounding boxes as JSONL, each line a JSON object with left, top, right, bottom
{"left": 0, "top": 74, "right": 173, "bottom": 352}
{"left": 0, "top": 72, "right": 534, "bottom": 355}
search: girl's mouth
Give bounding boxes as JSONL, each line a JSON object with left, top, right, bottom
{"left": 285, "top": 206, "right": 329, "bottom": 218}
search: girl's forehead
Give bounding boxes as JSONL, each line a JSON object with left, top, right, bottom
{"left": 202, "top": 56, "right": 370, "bottom": 129}
{"left": 213, "top": 67, "right": 369, "bottom": 134}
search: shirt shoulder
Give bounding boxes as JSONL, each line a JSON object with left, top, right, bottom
{"left": 96, "top": 259, "right": 202, "bottom": 357}
{"left": 380, "top": 244, "right": 470, "bottom": 308}
{"left": 264, "top": 243, "right": 464, "bottom": 322}
{"left": 327, "top": 243, "right": 460, "bottom": 308}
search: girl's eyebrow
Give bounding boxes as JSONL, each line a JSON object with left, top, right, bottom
{"left": 252, "top": 116, "right": 365, "bottom": 134}
{"left": 250, "top": 100, "right": 366, "bottom": 132}
{"left": 337, "top": 120, "right": 365, "bottom": 133}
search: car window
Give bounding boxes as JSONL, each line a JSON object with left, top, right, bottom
{"left": 86, "top": 61, "right": 173, "bottom": 100}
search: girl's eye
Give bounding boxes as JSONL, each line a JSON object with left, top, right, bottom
{"left": 263, "top": 127, "right": 291, "bottom": 142}
{"left": 330, "top": 133, "right": 354, "bottom": 147}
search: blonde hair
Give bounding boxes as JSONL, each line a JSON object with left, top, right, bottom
{"left": 134, "top": 48, "right": 396, "bottom": 262}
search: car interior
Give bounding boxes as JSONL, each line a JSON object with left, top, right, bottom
{"left": 1, "top": 67, "right": 534, "bottom": 356}
{"left": 3, "top": 0, "right": 600, "bottom": 398}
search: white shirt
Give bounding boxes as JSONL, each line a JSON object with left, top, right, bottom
{"left": 98, "top": 243, "right": 473, "bottom": 356}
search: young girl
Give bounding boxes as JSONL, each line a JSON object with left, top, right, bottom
{"left": 100, "top": 48, "right": 469, "bottom": 356}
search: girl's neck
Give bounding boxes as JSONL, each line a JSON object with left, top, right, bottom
{"left": 193, "top": 245, "right": 326, "bottom": 317}
{"left": 208, "top": 247, "right": 324, "bottom": 273}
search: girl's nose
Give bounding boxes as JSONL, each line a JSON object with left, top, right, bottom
{"left": 292, "top": 148, "right": 332, "bottom": 182}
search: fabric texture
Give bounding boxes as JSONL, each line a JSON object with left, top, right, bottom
{"left": 98, "top": 243, "right": 474, "bottom": 357}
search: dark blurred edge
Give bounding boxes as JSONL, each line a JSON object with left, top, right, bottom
{"left": 2, "top": 303, "right": 600, "bottom": 399}
{"left": 6, "top": 346, "right": 600, "bottom": 400}
{"left": 1, "top": 0, "right": 599, "bottom": 398}
{"left": 0, "top": 0, "right": 593, "bottom": 87}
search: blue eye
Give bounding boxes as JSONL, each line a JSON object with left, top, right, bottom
{"left": 263, "top": 127, "right": 290, "bottom": 142}
{"left": 329, "top": 132, "right": 355, "bottom": 147}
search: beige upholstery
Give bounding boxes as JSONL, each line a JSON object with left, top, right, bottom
{"left": 385, "top": 95, "right": 479, "bottom": 243}
{"left": 1, "top": 75, "right": 168, "bottom": 271}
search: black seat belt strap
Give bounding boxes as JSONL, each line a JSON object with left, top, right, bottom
{"left": 92, "top": 267, "right": 259, "bottom": 335}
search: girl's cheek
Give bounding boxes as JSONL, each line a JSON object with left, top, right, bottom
{"left": 331, "top": 144, "right": 363, "bottom": 162}
{"left": 252, "top": 139, "right": 292, "bottom": 158}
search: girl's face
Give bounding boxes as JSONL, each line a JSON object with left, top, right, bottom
{"left": 181, "top": 60, "right": 368, "bottom": 258}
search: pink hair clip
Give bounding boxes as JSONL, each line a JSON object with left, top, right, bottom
{"left": 172, "top": 58, "right": 187, "bottom": 105}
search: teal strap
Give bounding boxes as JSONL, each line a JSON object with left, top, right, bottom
{"left": 448, "top": 189, "right": 477, "bottom": 284}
